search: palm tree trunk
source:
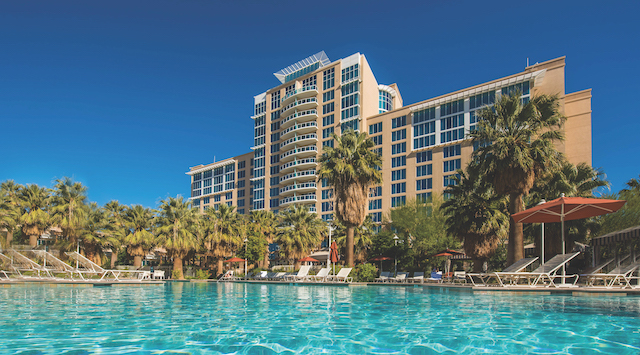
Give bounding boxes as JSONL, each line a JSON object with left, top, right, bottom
{"left": 345, "top": 226, "right": 354, "bottom": 267}
{"left": 133, "top": 256, "right": 143, "bottom": 268}
{"left": 472, "top": 258, "right": 485, "bottom": 273}
{"left": 217, "top": 259, "right": 224, "bottom": 276}
{"left": 508, "top": 193, "right": 525, "bottom": 265}
{"left": 110, "top": 250, "right": 118, "bottom": 269}
{"left": 6, "top": 229, "right": 13, "bottom": 246}
{"left": 29, "top": 233, "right": 38, "bottom": 248}
{"left": 173, "top": 257, "right": 184, "bottom": 280}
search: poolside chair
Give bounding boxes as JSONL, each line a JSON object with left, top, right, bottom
{"left": 453, "top": 271, "right": 466, "bottom": 284}
{"left": 270, "top": 272, "right": 287, "bottom": 280}
{"left": 327, "top": 268, "right": 353, "bottom": 283}
{"left": 375, "top": 271, "right": 391, "bottom": 282}
{"left": 0, "top": 252, "right": 19, "bottom": 280}
{"left": 427, "top": 271, "right": 442, "bottom": 282}
{"left": 495, "top": 252, "right": 580, "bottom": 287}
{"left": 467, "top": 257, "right": 538, "bottom": 286}
{"left": 584, "top": 259, "right": 640, "bottom": 288}
{"left": 253, "top": 270, "right": 268, "bottom": 280}
{"left": 217, "top": 270, "right": 236, "bottom": 282}
{"left": 153, "top": 270, "right": 165, "bottom": 280}
{"left": 6, "top": 249, "right": 53, "bottom": 278}
{"left": 310, "top": 267, "right": 330, "bottom": 282}
{"left": 390, "top": 272, "right": 408, "bottom": 283}
{"left": 408, "top": 271, "right": 424, "bottom": 283}
{"left": 65, "top": 251, "right": 126, "bottom": 281}
{"left": 284, "top": 265, "right": 311, "bottom": 281}
{"left": 579, "top": 258, "right": 616, "bottom": 279}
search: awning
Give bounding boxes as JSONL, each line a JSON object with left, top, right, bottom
{"left": 591, "top": 225, "right": 640, "bottom": 246}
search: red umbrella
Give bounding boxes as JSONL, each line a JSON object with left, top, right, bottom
{"left": 329, "top": 241, "right": 339, "bottom": 263}
{"left": 224, "top": 257, "right": 246, "bottom": 263}
{"left": 512, "top": 195, "right": 626, "bottom": 280}
{"left": 433, "top": 252, "right": 453, "bottom": 257}
{"left": 299, "top": 256, "right": 319, "bottom": 262}
{"left": 369, "top": 255, "right": 392, "bottom": 271}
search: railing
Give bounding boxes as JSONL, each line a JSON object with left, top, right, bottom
{"left": 280, "top": 182, "right": 317, "bottom": 194}
{"left": 281, "top": 85, "right": 317, "bottom": 103}
{"left": 281, "top": 97, "right": 317, "bottom": 114}
{"left": 280, "top": 145, "right": 317, "bottom": 160}
{"left": 280, "top": 194, "right": 317, "bottom": 205}
{"left": 280, "top": 169, "right": 316, "bottom": 183}
{"left": 281, "top": 109, "right": 318, "bottom": 126}
{"left": 280, "top": 121, "right": 317, "bottom": 137}
{"left": 280, "top": 157, "right": 316, "bottom": 171}
{"left": 280, "top": 133, "right": 317, "bottom": 150}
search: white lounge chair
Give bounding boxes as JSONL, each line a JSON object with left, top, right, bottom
{"left": 217, "top": 270, "right": 236, "bottom": 282}
{"left": 584, "top": 260, "right": 640, "bottom": 288}
{"left": 496, "top": 252, "right": 580, "bottom": 287}
{"left": 327, "top": 268, "right": 353, "bottom": 283}
{"left": 65, "top": 251, "right": 129, "bottom": 281}
{"left": 153, "top": 270, "right": 165, "bottom": 279}
{"left": 467, "top": 257, "right": 539, "bottom": 286}
{"left": 453, "top": 271, "right": 466, "bottom": 283}
{"left": 310, "top": 268, "right": 330, "bottom": 282}
{"left": 375, "top": 271, "right": 390, "bottom": 282}
{"left": 285, "top": 265, "right": 311, "bottom": 281}
{"left": 390, "top": 272, "right": 408, "bottom": 283}
{"left": 408, "top": 271, "right": 424, "bottom": 283}
{"left": 271, "top": 272, "right": 287, "bottom": 280}
{"left": 6, "top": 249, "right": 53, "bottom": 278}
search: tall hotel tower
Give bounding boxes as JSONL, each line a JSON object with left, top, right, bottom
{"left": 187, "top": 52, "right": 592, "bottom": 222}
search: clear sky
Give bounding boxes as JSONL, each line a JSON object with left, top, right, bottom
{"left": 1, "top": 1, "right": 638, "bottom": 208}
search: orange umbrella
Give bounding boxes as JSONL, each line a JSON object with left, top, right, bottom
{"left": 224, "top": 257, "right": 246, "bottom": 263}
{"left": 369, "top": 255, "right": 392, "bottom": 270}
{"left": 299, "top": 256, "right": 319, "bottom": 262}
{"left": 329, "top": 241, "right": 339, "bottom": 263}
{"left": 433, "top": 252, "right": 453, "bottom": 257}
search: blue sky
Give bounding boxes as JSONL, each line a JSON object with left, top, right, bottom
{"left": 1, "top": 1, "right": 638, "bottom": 208}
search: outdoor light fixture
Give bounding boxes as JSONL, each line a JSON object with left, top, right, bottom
{"left": 244, "top": 237, "right": 248, "bottom": 280}
{"left": 393, "top": 234, "right": 400, "bottom": 276}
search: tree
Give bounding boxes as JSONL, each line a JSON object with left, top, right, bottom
{"left": 442, "top": 165, "right": 509, "bottom": 272}
{"left": 333, "top": 215, "right": 376, "bottom": 264}
{"left": 155, "top": 196, "right": 198, "bottom": 280}
{"left": 103, "top": 200, "right": 128, "bottom": 268}
{"left": 50, "top": 177, "right": 89, "bottom": 252}
{"left": 598, "top": 175, "right": 640, "bottom": 236}
{"left": 19, "top": 184, "right": 52, "bottom": 247}
{"left": 123, "top": 205, "right": 155, "bottom": 268}
{"left": 317, "top": 130, "right": 382, "bottom": 266}
{"left": 275, "top": 205, "right": 324, "bottom": 267}
{"left": 79, "top": 202, "right": 109, "bottom": 266}
{"left": 471, "top": 92, "right": 565, "bottom": 265}
{"left": 204, "top": 204, "right": 242, "bottom": 275}
{"left": 248, "top": 210, "right": 277, "bottom": 268}
{"left": 1, "top": 180, "right": 23, "bottom": 246}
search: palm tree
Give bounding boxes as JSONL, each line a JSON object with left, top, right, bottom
{"left": 204, "top": 204, "right": 242, "bottom": 275}
{"left": 275, "top": 205, "right": 324, "bottom": 267}
{"left": 103, "top": 200, "right": 128, "bottom": 268}
{"left": 442, "top": 165, "right": 509, "bottom": 272}
{"left": 249, "top": 210, "right": 277, "bottom": 268}
{"left": 79, "top": 202, "right": 109, "bottom": 266}
{"left": 19, "top": 184, "right": 52, "bottom": 247}
{"left": 317, "top": 130, "right": 383, "bottom": 266}
{"left": 622, "top": 174, "right": 640, "bottom": 194}
{"left": 155, "top": 196, "right": 198, "bottom": 280}
{"left": 50, "top": 177, "right": 89, "bottom": 252}
{"left": 471, "top": 92, "right": 565, "bottom": 265}
{"left": 333, "top": 215, "right": 376, "bottom": 264}
{"left": 1, "top": 180, "right": 23, "bottom": 246}
{"left": 123, "top": 205, "right": 155, "bottom": 268}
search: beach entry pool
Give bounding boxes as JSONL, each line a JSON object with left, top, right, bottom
{"left": 1, "top": 282, "right": 640, "bottom": 354}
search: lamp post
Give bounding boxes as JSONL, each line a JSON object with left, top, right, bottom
{"left": 537, "top": 199, "right": 546, "bottom": 264}
{"left": 393, "top": 234, "right": 399, "bottom": 276}
{"left": 327, "top": 223, "right": 336, "bottom": 275}
{"left": 244, "top": 237, "right": 248, "bottom": 280}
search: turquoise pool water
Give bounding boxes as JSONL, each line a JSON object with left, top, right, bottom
{"left": 1, "top": 282, "right": 640, "bottom": 354}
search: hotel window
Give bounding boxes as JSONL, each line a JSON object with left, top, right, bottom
{"left": 444, "top": 174, "right": 460, "bottom": 187}
{"left": 443, "top": 145, "right": 461, "bottom": 158}
{"left": 270, "top": 155, "right": 280, "bottom": 165}
{"left": 369, "top": 122, "right": 382, "bottom": 135}
{"left": 391, "top": 182, "right": 406, "bottom": 194}
{"left": 391, "top": 129, "right": 406, "bottom": 142}
{"left": 416, "top": 178, "right": 432, "bottom": 191}
{"left": 285, "top": 84, "right": 295, "bottom": 97}
{"left": 270, "top": 176, "right": 279, "bottom": 186}
{"left": 238, "top": 161, "right": 245, "bottom": 169}
{"left": 238, "top": 199, "right": 245, "bottom": 207}
{"left": 413, "top": 121, "right": 436, "bottom": 150}
{"left": 373, "top": 147, "right": 382, "bottom": 156}
{"left": 470, "top": 92, "right": 496, "bottom": 110}
{"left": 341, "top": 64, "right": 359, "bottom": 83}
{"left": 270, "top": 199, "right": 279, "bottom": 208}
{"left": 440, "top": 99, "right": 464, "bottom": 117}
{"left": 192, "top": 199, "right": 200, "bottom": 207}
{"left": 416, "top": 150, "right": 433, "bottom": 163}
{"left": 322, "top": 189, "right": 333, "bottom": 199}
{"left": 193, "top": 173, "right": 202, "bottom": 181}
{"left": 323, "top": 68, "right": 335, "bottom": 90}
{"left": 369, "top": 199, "right": 382, "bottom": 210}
{"left": 341, "top": 119, "right": 359, "bottom": 133}
{"left": 370, "top": 212, "right": 382, "bottom": 223}
{"left": 341, "top": 81, "right": 359, "bottom": 120}
{"left": 253, "top": 200, "right": 264, "bottom": 210}
{"left": 322, "top": 114, "right": 335, "bottom": 126}
{"left": 238, "top": 209, "right": 245, "bottom": 215}
{"left": 203, "top": 187, "right": 211, "bottom": 195}
{"left": 322, "top": 178, "right": 329, "bottom": 187}
{"left": 370, "top": 186, "right": 382, "bottom": 197}
{"left": 203, "top": 197, "right": 210, "bottom": 204}
{"left": 391, "top": 196, "right": 406, "bottom": 207}
{"left": 417, "top": 192, "right": 432, "bottom": 202}
{"left": 391, "top": 169, "right": 406, "bottom": 181}
{"left": 226, "top": 192, "right": 233, "bottom": 200}
{"left": 203, "top": 179, "right": 212, "bottom": 187}
{"left": 416, "top": 164, "right": 432, "bottom": 177}
{"left": 271, "top": 120, "right": 280, "bottom": 131}
{"left": 444, "top": 159, "right": 461, "bottom": 173}
{"left": 391, "top": 142, "right": 406, "bottom": 155}
{"left": 238, "top": 190, "right": 245, "bottom": 197}
{"left": 302, "top": 75, "right": 316, "bottom": 89}
{"left": 238, "top": 180, "right": 245, "bottom": 188}
{"left": 323, "top": 139, "right": 334, "bottom": 148}
{"left": 502, "top": 81, "right": 530, "bottom": 97}
{"left": 238, "top": 170, "right": 245, "bottom": 179}
{"left": 440, "top": 114, "right": 465, "bottom": 144}
{"left": 271, "top": 132, "right": 280, "bottom": 143}
{"left": 322, "top": 202, "right": 334, "bottom": 212}
{"left": 270, "top": 166, "right": 279, "bottom": 175}
{"left": 323, "top": 90, "right": 334, "bottom": 102}
{"left": 391, "top": 156, "right": 406, "bottom": 168}
{"left": 192, "top": 181, "right": 202, "bottom": 189}
{"left": 371, "top": 135, "right": 382, "bottom": 145}
{"left": 254, "top": 101, "right": 266, "bottom": 116}
{"left": 214, "top": 195, "right": 221, "bottom": 202}
{"left": 271, "top": 144, "right": 279, "bottom": 153}
{"left": 391, "top": 116, "right": 407, "bottom": 129}
{"left": 322, "top": 214, "right": 333, "bottom": 222}
{"left": 271, "top": 91, "right": 281, "bottom": 110}
{"left": 322, "top": 102, "right": 334, "bottom": 115}
{"left": 270, "top": 187, "right": 279, "bottom": 197}
{"left": 379, "top": 90, "right": 393, "bottom": 113}
{"left": 271, "top": 111, "right": 280, "bottom": 122}
{"left": 203, "top": 170, "right": 212, "bottom": 179}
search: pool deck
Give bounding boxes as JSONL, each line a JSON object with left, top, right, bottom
{"left": 0, "top": 277, "right": 165, "bottom": 287}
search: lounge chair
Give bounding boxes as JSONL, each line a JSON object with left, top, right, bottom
{"left": 327, "top": 268, "right": 353, "bottom": 283}
{"left": 408, "top": 271, "right": 424, "bottom": 283}
{"left": 467, "top": 257, "right": 539, "bottom": 286}
{"left": 584, "top": 260, "right": 640, "bottom": 288}
{"left": 495, "top": 252, "right": 581, "bottom": 287}
{"left": 270, "top": 272, "right": 287, "bottom": 280}
{"left": 253, "top": 271, "right": 268, "bottom": 280}
{"left": 390, "top": 272, "right": 408, "bottom": 283}
{"left": 453, "top": 271, "right": 466, "bottom": 284}
{"left": 217, "top": 270, "right": 236, "bottom": 282}
{"left": 579, "top": 258, "right": 616, "bottom": 279}
{"left": 65, "top": 251, "right": 130, "bottom": 281}
{"left": 0, "top": 252, "right": 19, "bottom": 280}
{"left": 310, "top": 268, "right": 330, "bottom": 282}
{"left": 375, "top": 271, "right": 391, "bottom": 282}
{"left": 153, "top": 270, "right": 165, "bottom": 280}
{"left": 284, "top": 265, "right": 311, "bottom": 281}
{"left": 6, "top": 249, "right": 53, "bottom": 278}
{"left": 427, "top": 271, "right": 442, "bottom": 282}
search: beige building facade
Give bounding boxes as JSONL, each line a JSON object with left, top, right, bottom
{"left": 187, "top": 52, "right": 592, "bottom": 221}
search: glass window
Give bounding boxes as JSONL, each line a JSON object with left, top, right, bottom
{"left": 369, "top": 122, "right": 382, "bottom": 135}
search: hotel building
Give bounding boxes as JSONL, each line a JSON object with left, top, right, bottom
{"left": 187, "top": 52, "right": 592, "bottom": 222}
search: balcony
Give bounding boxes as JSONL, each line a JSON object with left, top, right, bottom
{"left": 281, "top": 85, "right": 318, "bottom": 106}
{"left": 281, "top": 109, "right": 318, "bottom": 129}
{"left": 280, "top": 181, "right": 317, "bottom": 196}
{"left": 280, "top": 133, "right": 317, "bottom": 151}
{"left": 280, "top": 121, "right": 317, "bottom": 140}
{"left": 280, "top": 157, "right": 317, "bottom": 174}
{"left": 280, "top": 97, "right": 318, "bottom": 117}
{"left": 279, "top": 193, "right": 317, "bottom": 207}
{"left": 280, "top": 169, "right": 317, "bottom": 184}
{"left": 280, "top": 145, "right": 317, "bottom": 162}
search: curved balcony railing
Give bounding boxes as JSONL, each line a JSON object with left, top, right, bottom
{"left": 279, "top": 193, "right": 317, "bottom": 206}
{"left": 280, "top": 133, "right": 317, "bottom": 150}
{"left": 280, "top": 181, "right": 317, "bottom": 195}
{"left": 280, "top": 97, "right": 317, "bottom": 116}
{"left": 280, "top": 145, "right": 317, "bottom": 162}
{"left": 280, "top": 169, "right": 316, "bottom": 183}
{"left": 281, "top": 109, "right": 318, "bottom": 128}
{"left": 280, "top": 157, "right": 316, "bottom": 172}
{"left": 281, "top": 85, "right": 318, "bottom": 104}
{"left": 280, "top": 121, "right": 317, "bottom": 140}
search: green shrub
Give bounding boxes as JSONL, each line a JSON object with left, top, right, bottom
{"left": 195, "top": 269, "right": 211, "bottom": 279}
{"left": 171, "top": 269, "right": 181, "bottom": 279}
{"left": 354, "top": 263, "right": 377, "bottom": 282}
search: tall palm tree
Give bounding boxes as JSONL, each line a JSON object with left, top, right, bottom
{"left": 50, "top": 177, "right": 89, "bottom": 252}
{"left": 249, "top": 210, "right": 277, "bottom": 268}
{"left": 442, "top": 165, "right": 509, "bottom": 272}
{"left": 204, "top": 204, "right": 242, "bottom": 274}
{"left": 19, "top": 184, "right": 52, "bottom": 247}
{"left": 333, "top": 215, "right": 376, "bottom": 264}
{"left": 103, "top": 200, "right": 128, "bottom": 268}
{"left": 317, "top": 130, "right": 382, "bottom": 266}
{"left": 622, "top": 174, "right": 640, "bottom": 194}
{"left": 79, "top": 202, "right": 109, "bottom": 266}
{"left": 275, "top": 205, "right": 324, "bottom": 267}
{"left": 471, "top": 93, "right": 565, "bottom": 265}
{"left": 155, "top": 196, "right": 198, "bottom": 280}
{"left": 1, "top": 180, "right": 23, "bottom": 246}
{"left": 123, "top": 205, "right": 155, "bottom": 268}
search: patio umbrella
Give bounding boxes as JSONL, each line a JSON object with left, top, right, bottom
{"left": 433, "top": 252, "right": 453, "bottom": 277}
{"left": 224, "top": 257, "right": 246, "bottom": 263}
{"left": 329, "top": 241, "right": 339, "bottom": 275}
{"left": 299, "top": 256, "right": 319, "bottom": 265}
{"left": 511, "top": 194, "right": 626, "bottom": 280}
{"left": 369, "top": 255, "right": 392, "bottom": 270}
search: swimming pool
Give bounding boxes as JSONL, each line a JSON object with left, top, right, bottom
{"left": 1, "top": 282, "right": 639, "bottom": 354}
